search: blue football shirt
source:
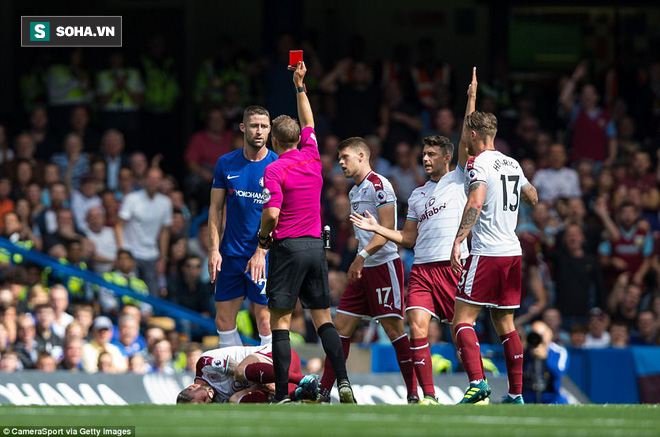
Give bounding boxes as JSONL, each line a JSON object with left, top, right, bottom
{"left": 212, "top": 148, "right": 278, "bottom": 258}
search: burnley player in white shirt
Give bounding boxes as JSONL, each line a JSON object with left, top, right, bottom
{"left": 350, "top": 68, "right": 477, "bottom": 405}
{"left": 450, "top": 110, "right": 538, "bottom": 404}
{"left": 317, "top": 136, "right": 418, "bottom": 403}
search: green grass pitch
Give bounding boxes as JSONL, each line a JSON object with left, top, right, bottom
{"left": 1, "top": 404, "right": 659, "bottom": 437}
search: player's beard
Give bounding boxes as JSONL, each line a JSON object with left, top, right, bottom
{"left": 245, "top": 134, "right": 266, "bottom": 150}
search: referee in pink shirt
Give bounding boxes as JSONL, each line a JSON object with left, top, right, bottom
{"left": 247, "top": 61, "right": 355, "bottom": 404}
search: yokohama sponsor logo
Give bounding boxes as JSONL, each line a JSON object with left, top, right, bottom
{"left": 231, "top": 190, "right": 265, "bottom": 203}
{"left": 418, "top": 202, "right": 447, "bottom": 223}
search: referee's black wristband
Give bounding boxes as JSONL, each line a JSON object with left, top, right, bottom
{"left": 257, "top": 231, "right": 272, "bottom": 249}
{"left": 295, "top": 84, "right": 306, "bottom": 94}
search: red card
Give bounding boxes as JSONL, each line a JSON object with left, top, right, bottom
{"left": 289, "top": 50, "right": 303, "bottom": 67}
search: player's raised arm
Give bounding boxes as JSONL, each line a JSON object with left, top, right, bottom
{"left": 458, "top": 67, "right": 477, "bottom": 170}
{"left": 350, "top": 210, "right": 418, "bottom": 249}
{"left": 289, "top": 61, "right": 314, "bottom": 130}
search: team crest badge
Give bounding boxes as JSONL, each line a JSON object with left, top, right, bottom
{"left": 259, "top": 177, "right": 264, "bottom": 187}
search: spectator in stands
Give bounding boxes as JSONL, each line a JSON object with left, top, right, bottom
{"left": 27, "top": 106, "right": 58, "bottom": 161}
{"left": 167, "top": 255, "right": 212, "bottom": 314}
{"left": 96, "top": 51, "right": 145, "bottom": 143}
{"left": 150, "top": 339, "right": 176, "bottom": 374}
{"left": 11, "top": 158, "right": 35, "bottom": 201}
{"left": 128, "top": 353, "right": 150, "bottom": 374}
{"left": 82, "top": 316, "right": 127, "bottom": 373}
{"left": 610, "top": 282, "right": 642, "bottom": 329}
{"left": 69, "top": 105, "right": 101, "bottom": 152}
{"left": 85, "top": 206, "right": 118, "bottom": 274}
{"left": 64, "top": 322, "right": 84, "bottom": 341}
{"left": 184, "top": 106, "right": 234, "bottom": 207}
{"left": 100, "top": 129, "right": 129, "bottom": 192}
{"left": 70, "top": 174, "right": 102, "bottom": 233}
{"left": 621, "top": 151, "right": 660, "bottom": 214}
{"left": 183, "top": 342, "right": 203, "bottom": 374}
{"left": 569, "top": 324, "right": 587, "bottom": 347}
{"left": 142, "top": 326, "right": 165, "bottom": 364}
{"left": 364, "top": 135, "right": 392, "bottom": 178}
{"left": 0, "top": 177, "right": 15, "bottom": 232}
{"left": 49, "top": 284, "right": 73, "bottom": 339}
{"left": 35, "top": 351, "right": 57, "bottom": 372}
{"left": 15, "top": 313, "right": 38, "bottom": 368}
{"left": 115, "top": 168, "right": 135, "bottom": 201}
{"left": 542, "top": 308, "right": 570, "bottom": 345}
{"left": 72, "top": 304, "right": 94, "bottom": 340}
{"left": 423, "top": 108, "right": 461, "bottom": 152}
{"left": 100, "top": 190, "right": 120, "bottom": 228}
{"left": 509, "top": 115, "right": 540, "bottom": 161}
{"left": 552, "top": 224, "right": 605, "bottom": 325}
{"left": 379, "top": 79, "right": 423, "bottom": 152}
{"left": 34, "top": 303, "right": 63, "bottom": 359}
{"left": 630, "top": 311, "right": 658, "bottom": 345}
{"left": 532, "top": 144, "right": 581, "bottom": 203}
{"left": 111, "top": 315, "right": 144, "bottom": 358}
{"left": 58, "top": 337, "right": 83, "bottom": 371}
{"left": 100, "top": 250, "right": 150, "bottom": 315}
{"left": 609, "top": 321, "right": 630, "bottom": 348}
{"left": 0, "top": 349, "right": 20, "bottom": 373}
{"left": 598, "top": 202, "right": 653, "bottom": 285}
{"left": 321, "top": 59, "right": 381, "bottom": 139}
{"left": 97, "top": 351, "right": 116, "bottom": 373}
{"left": 116, "top": 167, "right": 173, "bottom": 296}
{"left": 128, "top": 152, "right": 149, "bottom": 189}
{"left": 389, "top": 142, "right": 426, "bottom": 209}
{"left": 50, "top": 133, "right": 90, "bottom": 190}
{"left": 559, "top": 61, "right": 617, "bottom": 166}
{"left": 556, "top": 197, "right": 602, "bottom": 254}
{"left": 584, "top": 308, "right": 611, "bottom": 348}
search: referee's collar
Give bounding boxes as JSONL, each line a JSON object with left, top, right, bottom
{"left": 279, "top": 148, "right": 299, "bottom": 159}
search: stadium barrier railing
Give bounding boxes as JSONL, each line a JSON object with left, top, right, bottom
{"left": 0, "top": 237, "right": 217, "bottom": 333}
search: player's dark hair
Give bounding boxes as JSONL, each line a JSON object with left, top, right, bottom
{"left": 465, "top": 111, "right": 498, "bottom": 138}
{"left": 337, "top": 137, "right": 370, "bottom": 158}
{"left": 243, "top": 105, "right": 270, "bottom": 123}
{"left": 422, "top": 135, "right": 454, "bottom": 158}
{"left": 271, "top": 115, "right": 300, "bottom": 147}
{"left": 176, "top": 389, "right": 194, "bottom": 404}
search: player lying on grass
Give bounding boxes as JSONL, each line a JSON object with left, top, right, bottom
{"left": 176, "top": 344, "right": 319, "bottom": 404}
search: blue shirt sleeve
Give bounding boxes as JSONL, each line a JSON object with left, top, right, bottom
{"left": 212, "top": 157, "right": 225, "bottom": 189}
{"left": 606, "top": 121, "right": 617, "bottom": 138}
{"left": 598, "top": 240, "right": 612, "bottom": 257}
{"left": 643, "top": 233, "right": 654, "bottom": 257}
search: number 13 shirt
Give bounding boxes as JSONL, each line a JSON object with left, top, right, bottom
{"left": 465, "top": 150, "right": 529, "bottom": 257}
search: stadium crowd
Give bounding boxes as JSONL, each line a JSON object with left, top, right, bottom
{"left": 1, "top": 33, "right": 660, "bottom": 375}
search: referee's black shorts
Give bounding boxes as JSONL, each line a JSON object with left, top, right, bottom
{"left": 266, "top": 237, "right": 330, "bottom": 310}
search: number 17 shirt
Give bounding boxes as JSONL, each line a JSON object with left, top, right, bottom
{"left": 465, "top": 150, "right": 529, "bottom": 257}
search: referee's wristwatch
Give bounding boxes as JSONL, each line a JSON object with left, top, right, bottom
{"left": 295, "top": 84, "right": 306, "bottom": 94}
{"left": 257, "top": 230, "right": 272, "bottom": 249}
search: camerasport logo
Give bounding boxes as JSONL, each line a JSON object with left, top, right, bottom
{"left": 22, "top": 16, "right": 122, "bottom": 47}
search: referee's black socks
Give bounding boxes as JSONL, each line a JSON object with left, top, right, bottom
{"left": 271, "top": 329, "right": 291, "bottom": 400}
{"left": 317, "top": 322, "right": 349, "bottom": 382}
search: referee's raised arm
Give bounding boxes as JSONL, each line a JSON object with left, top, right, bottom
{"left": 289, "top": 61, "right": 314, "bottom": 130}
{"left": 251, "top": 59, "right": 355, "bottom": 404}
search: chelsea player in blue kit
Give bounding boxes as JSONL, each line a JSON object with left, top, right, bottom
{"left": 208, "top": 106, "right": 277, "bottom": 347}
